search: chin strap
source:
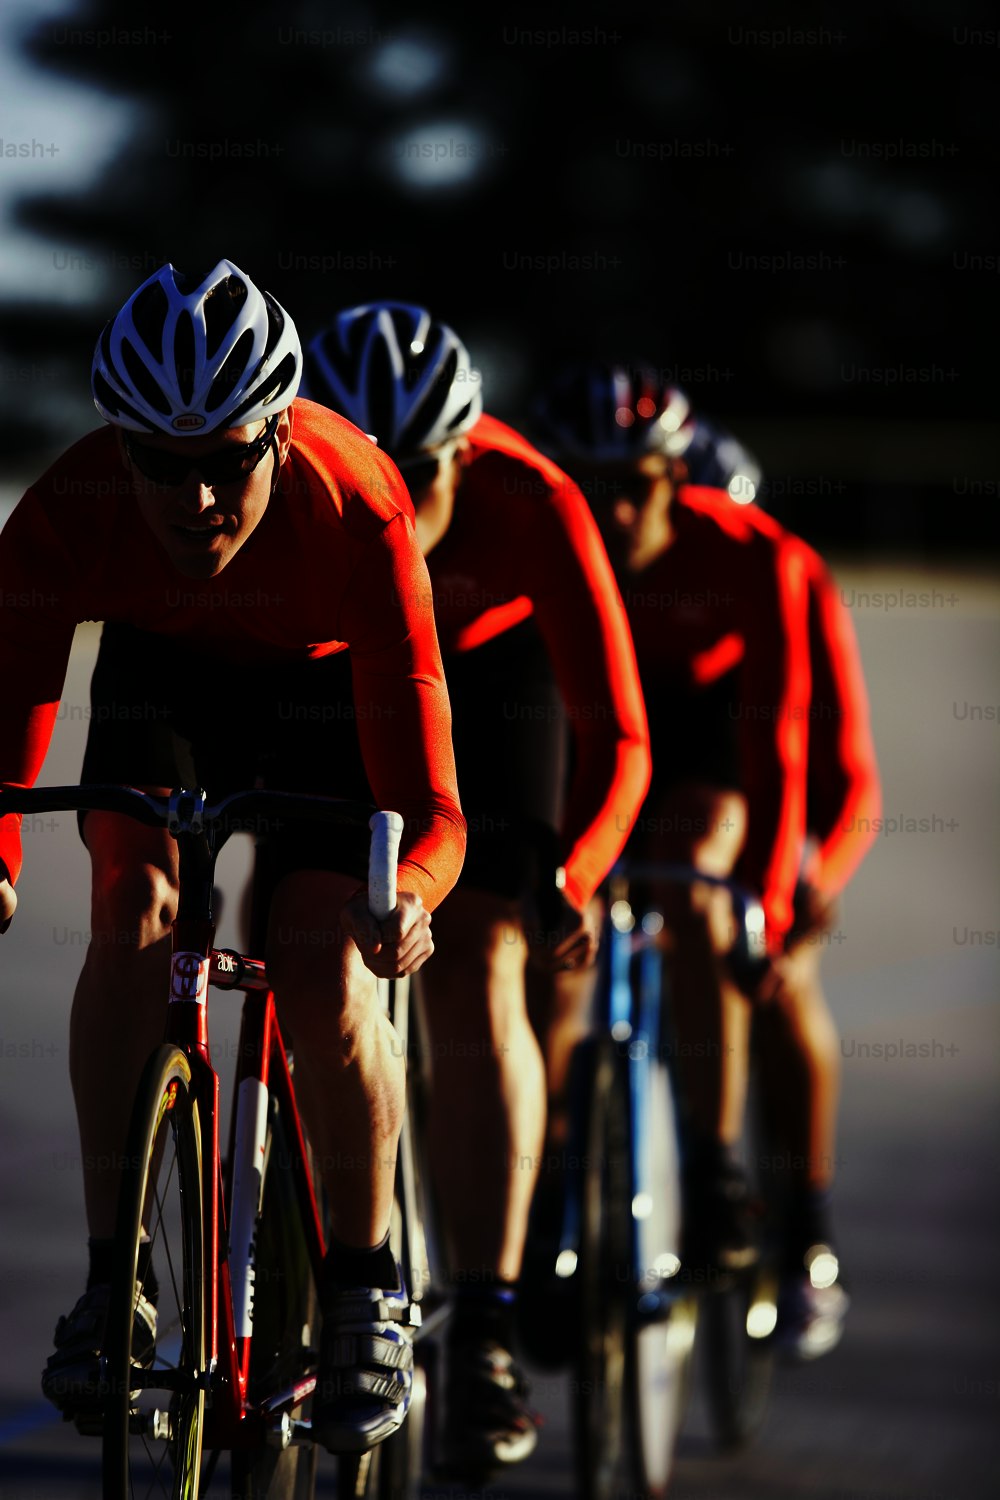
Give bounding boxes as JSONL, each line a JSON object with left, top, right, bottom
{"left": 268, "top": 434, "right": 283, "bottom": 497}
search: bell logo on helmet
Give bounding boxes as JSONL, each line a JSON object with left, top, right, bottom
{"left": 173, "top": 413, "right": 206, "bottom": 431}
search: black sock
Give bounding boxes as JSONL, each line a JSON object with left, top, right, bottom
{"left": 785, "top": 1186, "right": 835, "bottom": 1265}
{"left": 449, "top": 1278, "right": 518, "bottom": 1349}
{"left": 323, "top": 1232, "right": 399, "bottom": 1294}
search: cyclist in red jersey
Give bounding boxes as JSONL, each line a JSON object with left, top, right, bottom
{"left": 0, "top": 262, "right": 466, "bottom": 1452}
{"left": 302, "top": 305, "right": 651, "bottom": 1475}
{"left": 752, "top": 533, "right": 880, "bottom": 1354}
{"left": 530, "top": 362, "right": 879, "bottom": 1356}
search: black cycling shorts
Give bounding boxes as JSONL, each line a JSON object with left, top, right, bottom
{"left": 78, "top": 622, "right": 374, "bottom": 886}
{"left": 443, "top": 620, "right": 568, "bottom": 900}
{"left": 80, "top": 619, "right": 569, "bottom": 902}
{"left": 643, "top": 668, "right": 741, "bottom": 794}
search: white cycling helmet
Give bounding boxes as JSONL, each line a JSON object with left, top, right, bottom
{"left": 302, "top": 301, "right": 482, "bottom": 456}
{"left": 531, "top": 362, "right": 695, "bottom": 465}
{"left": 91, "top": 259, "right": 302, "bottom": 435}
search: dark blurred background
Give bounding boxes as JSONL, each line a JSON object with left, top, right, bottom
{"left": 0, "top": 0, "right": 997, "bottom": 558}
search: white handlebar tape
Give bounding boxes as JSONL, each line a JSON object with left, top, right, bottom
{"left": 368, "top": 811, "right": 404, "bottom": 919}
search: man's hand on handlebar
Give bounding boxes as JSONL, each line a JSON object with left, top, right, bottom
{"left": 341, "top": 890, "right": 433, "bottom": 979}
{"left": 785, "top": 880, "right": 839, "bottom": 949}
{"left": 727, "top": 881, "right": 840, "bottom": 1002}
{"left": 523, "top": 887, "right": 600, "bottom": 973}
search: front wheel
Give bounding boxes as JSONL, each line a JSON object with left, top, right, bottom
{"left": 625, "top": 1055, "right": 697, "bottom": 1496}
{"left": 103, "top": 1044, "right": 207, "bottom": 1499}
{"left": 701, "top": 1063, "right": 780, "bottom": 1452}
{"left": 230, "top": 1095, "right": 319, "bottom": 1499}
{"left": 572, "top": 1039, "right": 631, "bottom": 1500}
{"left": 702, "top": 1259, "right": 779, "bottom": 1449}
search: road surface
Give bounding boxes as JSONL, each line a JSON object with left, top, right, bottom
{"left": 0, "top": 562, "right": 997, "bottom": 1498}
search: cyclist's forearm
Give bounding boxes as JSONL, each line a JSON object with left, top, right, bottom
{"left": 0, "top": 700, "right": 61, "bottom": 884}
{"left": 559, "top": 731, "right": 652, "bottom": 907}
{"left": 392, "top": 803, "right": 468, "bottom": 911}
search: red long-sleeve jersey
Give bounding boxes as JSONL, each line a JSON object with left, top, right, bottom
{"left": 0, "top": 399, "right": 466, "bottom": 907}
{"left": 797, "top": 543, "right": 881, "bottom": 895}
{"left": 422, "top": 413, "right": 651, "bottom": 908}
{"left": 620, "top": 485, "right": 813, "bottom": 942}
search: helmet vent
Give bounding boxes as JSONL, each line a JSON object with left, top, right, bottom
{"left": 205, "top": 328, "right": 255, "bottom": 413}
{"left": 261, "top": 294, "right": 284, "bottom": 357}
{"left": 448, "top": 400, "right": 473, "bottom": 433}
{"left": 366, "top": 337, "right": 398, "bottom": 445}
{"left": 129, "top": 281, "right": 168, "bottom": 364}
{"left": 229, "top": 351, "right": 298, "bottom": 424}
{"left": 204, "top": 276, "right": 248, "bottom": 358}
{"left": 313, "top": 327, "right": 356, "bottom": 389}
{"left": 93, "top": 369, "right": 154, "bottom": 431}
{"left": 120, "top": 337, "right": 171, "bottom": 415}
{"left": 411, "top": 345, "right": 458, "bottom": 441}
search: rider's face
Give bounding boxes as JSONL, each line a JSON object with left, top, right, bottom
{"left": 122, "top": 410, "right": 292, "bottom": 579}
{"left": 576, "top": 454, "right": 675, "bottom": 567}
{"left": 397, "top": 440, "right": 466, "bottom": 557}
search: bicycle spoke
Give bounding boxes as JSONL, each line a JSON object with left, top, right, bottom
{"left": 150, "top": 1140, "right": 182, "bottom": 1316}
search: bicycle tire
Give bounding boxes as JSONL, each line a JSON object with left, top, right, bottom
{"left": 701, "top": 1069, "right": 780, "bottom": 1451}
{"left": 333, "top": 979, "right": 433, "bottom": 1500}
{"left": 370, "top": 976, "right": 432, "bottom": 1500}
{"left": 701, "top": 1256, "right": 779, "bottom": 1449}
{"left": 625, "top": 1054, "right": 697, "bottom": 1498}
{"left": 230, "top": 1094, "right": 319, "bottom": 1500}
{"left": 102, "top": 1043, "right": 207, "bottom": 1500}
{"left": 573, "top": 1037, "right": 631, "bottom": 1500}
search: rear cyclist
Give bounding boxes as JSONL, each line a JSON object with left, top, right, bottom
{"left": 530, "top": 362, "right": 879, "bottom": 1355}
{"left": 0, "top": 261, "right": 466, "bottom": 1451}
{"left": 302, "top": 304, "right": 651, "bottom": 1475}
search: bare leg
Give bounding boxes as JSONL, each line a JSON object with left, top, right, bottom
{"left": 642, "top": 784, "right": 749, "bottom": 1145}
{"left": 420, "top": 886, "right": 546, "bottom": 1283}
{"left": 525, "top": 894, "right": 602, "bottom": 1153}
{"left": 267, "top": 870, "right": 406, "bottom": 1248}
{"left": 754, "top": 938, "right": 842, "bottom": 1193}
{"left": 69, "top": 802, "right": 178, "bottom": 1238}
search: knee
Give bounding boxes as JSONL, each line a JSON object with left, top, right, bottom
{"left": 271, "top": 948, "right": 380, "bottom": 1065}
{"left": 90, "top": 860, "right": 178, "bottom": 951}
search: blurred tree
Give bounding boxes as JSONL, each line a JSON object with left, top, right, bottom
{"left": 1, "top": 0, "right": 995, "bottom": 550}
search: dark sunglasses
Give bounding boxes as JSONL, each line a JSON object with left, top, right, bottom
{"left": 578, "top": 462, "right": 674, "bottom": 503}
{"left": 123, "top": 413, "right": 279, "bottom": 488}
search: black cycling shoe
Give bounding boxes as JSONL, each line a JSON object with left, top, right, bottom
{"left": 41, "top": 1283, "right": 157, "bottom": 1418}
{"left": 311, "top": 1276, "right": 419, "bottom": 1454}
{"left": 773, "top": 1242, "right": 850, "bottom": 1361}
{"left": 438, "top": 1338, "right": 542, "bottom": 1480}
